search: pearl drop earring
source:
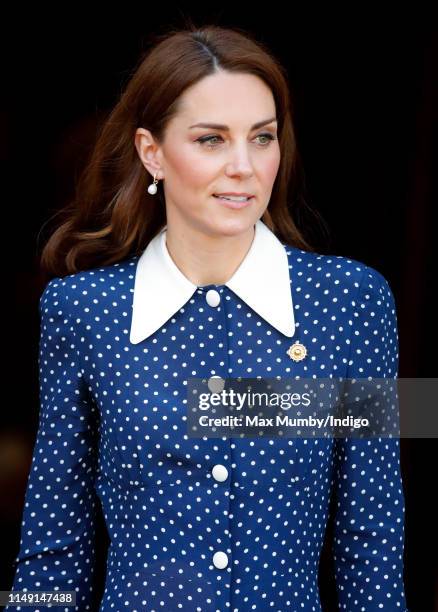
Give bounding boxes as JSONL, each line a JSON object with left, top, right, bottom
{"left": 147, "top": 172, "right": 159, "bottom": 195}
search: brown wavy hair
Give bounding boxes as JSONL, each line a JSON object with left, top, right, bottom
{"left": 40, "top": 22, "right": 327, "bottom": 280}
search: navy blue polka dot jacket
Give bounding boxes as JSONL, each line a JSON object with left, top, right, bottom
{"left": 7, "top": 220, "right": 408, "bottom": 611}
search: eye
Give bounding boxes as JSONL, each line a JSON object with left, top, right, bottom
{"left": 256, "top": 133, "right": 276, "bottom": 145}
{"left": 196, "top": 135, "right": 222, "bottom": 147}
{"left": 195, "top": 132, "right": 276, "bottom": 148}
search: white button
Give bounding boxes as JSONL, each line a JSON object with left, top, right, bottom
{"left": 206, "top": 289, "right": 220, "bottom": 307}
{"left": 212, "top": 464, "right": 228, "bottom": 482}
{"left": 208, "top": 376, "right": 225, "bottom": 393}
{"left": 212, "top": 551, "right": 228, "bottom": 569}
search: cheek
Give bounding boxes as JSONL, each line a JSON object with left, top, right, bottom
{"left": 261, "top": 149, "right": 281, "bottom": 184}
{"left": 167, "top": 145, "right": 218, "bottom": 187}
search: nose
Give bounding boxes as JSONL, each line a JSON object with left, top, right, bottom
{"left": 225, "top": 142, "right": 254, "bottom": 178}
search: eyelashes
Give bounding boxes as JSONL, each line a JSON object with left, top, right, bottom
{"left": 195, "top": 133, "right": 277, "bottom": 148}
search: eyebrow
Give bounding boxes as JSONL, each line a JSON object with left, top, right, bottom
{"left": 189, "top": 117, "right": 277, "bottom": 130}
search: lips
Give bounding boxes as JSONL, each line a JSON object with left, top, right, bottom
{"left": 213, "top": 195, "right": 254, "bottom": 201}
{"left": 213, "top": 195, "right": 254, "bottom": 209}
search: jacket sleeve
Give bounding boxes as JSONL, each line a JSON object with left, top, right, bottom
{"left": 5, "top": 278, "right": 100, "bottom": 612}
{"left": 332, "top": 267, "right": 408, "bottom": 610}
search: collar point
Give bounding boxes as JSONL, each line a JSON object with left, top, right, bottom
{"left": 281, "top": 322, "right": 296, "bottom": 338}
{"left": 129, "top": 332, "right": 143, "bottom": 345}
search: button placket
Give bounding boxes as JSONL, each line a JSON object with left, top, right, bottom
{"left": 198, "top": 285, "right": 232, "bottom": 574}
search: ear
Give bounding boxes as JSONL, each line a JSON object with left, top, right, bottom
{"left": 134, "top": 128, "right": 164, "bottom": 180}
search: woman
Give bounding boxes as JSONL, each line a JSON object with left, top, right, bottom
{"left": 6, "top": 24, "right": 408, "bottom": 611}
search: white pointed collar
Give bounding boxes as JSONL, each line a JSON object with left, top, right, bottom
{"left": 129, "top": 219, "right": 295, "bottom": 344}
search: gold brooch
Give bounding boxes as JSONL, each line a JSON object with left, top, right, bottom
{"left": 287, "top": 341, "right": 307, "bottom": 362}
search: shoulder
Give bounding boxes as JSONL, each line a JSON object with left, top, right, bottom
{"left": 39, "top": 255, "right": 139, "bottom": 315}
{"left": 281, "top": 242, "right": 395, "bottom": 303}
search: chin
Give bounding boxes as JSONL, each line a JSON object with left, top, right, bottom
{"left": 204, "top": 215, "right": 257, "bottom": 238}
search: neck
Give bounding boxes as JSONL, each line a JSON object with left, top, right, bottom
{"left": 164, "top": 223, "right": 256, "bottom": 286}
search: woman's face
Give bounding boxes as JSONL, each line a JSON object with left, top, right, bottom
{"left": 136, "top": 70, "right": 281, "bottom": 238}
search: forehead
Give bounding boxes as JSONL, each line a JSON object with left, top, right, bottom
{"left": 174, "top": 71, "right": 276, "bottom": 128}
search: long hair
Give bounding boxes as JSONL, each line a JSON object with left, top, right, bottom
{"left": 40, "top": 23, "right": 327, "bottom": 280}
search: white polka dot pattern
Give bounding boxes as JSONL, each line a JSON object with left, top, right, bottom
{"left": 5, "top": 244, "right": 408, "bottom": 611}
